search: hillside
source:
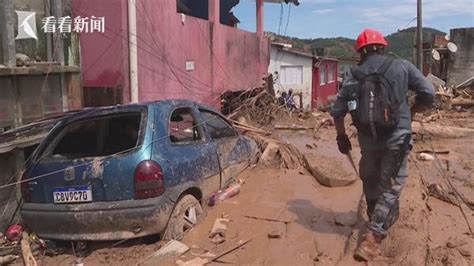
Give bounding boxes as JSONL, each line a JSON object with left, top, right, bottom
{"left": 268, "top": 27, "right": 446, "bottom": 61}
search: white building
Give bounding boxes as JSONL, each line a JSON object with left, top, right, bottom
{"left": 269, "top": 43, "right": 313, "bottom": 110}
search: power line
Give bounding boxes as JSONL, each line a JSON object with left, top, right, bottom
{"left": 284, "top": 4, "right": 291, "bottom": 36}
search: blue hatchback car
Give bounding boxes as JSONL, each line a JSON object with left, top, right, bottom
{"left": 20, "top": 100, "right": 258, "bottom": 241}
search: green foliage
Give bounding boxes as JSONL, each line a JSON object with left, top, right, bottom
{"left": 268, "top": 27, "right": 445, "bottom": 61}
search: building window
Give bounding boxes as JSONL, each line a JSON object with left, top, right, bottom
{"left": 280, "top": 65, "right": 303, "bottom": 85}
{"left": 328, "top": 65, "right": 335, "bottom": 83}
{"left": 177, "top": 0, "right": 209, "bottom": 20}
{"left": 320, "top": 67, "right": 326, "bottom": 85}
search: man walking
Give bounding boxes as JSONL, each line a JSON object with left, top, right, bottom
{"left": 330, "top": 28, "right": 434, "bottom": 261}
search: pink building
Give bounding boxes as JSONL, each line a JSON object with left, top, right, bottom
{"left": 312, "top": 58, "right": 338, "bottom": 108}
{"left": 72, "top": 0, "right": 299, "bottom": 108}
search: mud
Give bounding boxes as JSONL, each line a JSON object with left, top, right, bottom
{"left": 31, "top": 110, "right": 473, "bottom": 265}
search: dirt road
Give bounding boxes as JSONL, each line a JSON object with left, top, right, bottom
{"left": 36, "top": 112, "right": 473, "bottom": 266}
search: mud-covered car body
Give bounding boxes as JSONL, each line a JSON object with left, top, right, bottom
{"left": 20, "top": 100, "right": 257, "bottom": 240}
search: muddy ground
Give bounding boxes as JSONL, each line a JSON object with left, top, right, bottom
{"left": 20, "top": 110, "right": 474, "bottom": 265}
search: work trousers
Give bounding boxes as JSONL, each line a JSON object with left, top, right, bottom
{"left": 359, "top": 144, "right": 409, "bottom": 237}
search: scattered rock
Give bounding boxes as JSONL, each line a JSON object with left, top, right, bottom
{"left": 268, "top": 230, "right": 283, "bottom": 239}
{"left": 417, "top": 152, "right": 435, "bottom": 161}
{"left": 334, "top": 214, "right": 358, "bottom": 227}
{"left": 209, "top": 218, "right": 229, "bottom": 239}
{"left": 306, "top": 143, "right": 313, "bottom": 149}
{"left": 303, "top": 154, "right": 357, "bottom": 187}
{"left": 260, "top": 142, "right": 280, "bottom": 165}
{"left": 142, "top": 240, "right": 189, "bottom": 265}
{"left": 210, "top": 235, "right": 225, "bottom": 244}
{"left": 16, "top": 53, "right": 31, "bottom": 67}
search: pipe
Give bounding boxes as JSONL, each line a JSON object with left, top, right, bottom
{"left": 128, "top": 0, "right": 139, "bottom": 103}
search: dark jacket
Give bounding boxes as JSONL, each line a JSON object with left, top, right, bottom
{"left": 330, "top": 54, "right": 434, "bottom": 148}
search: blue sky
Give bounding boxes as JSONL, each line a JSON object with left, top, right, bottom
{"left": 234, "top": 0, "right": 474, "bottom": 39}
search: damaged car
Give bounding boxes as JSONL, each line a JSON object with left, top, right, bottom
{"left": 20, "top": 100, "right": 258, "bottom": 241}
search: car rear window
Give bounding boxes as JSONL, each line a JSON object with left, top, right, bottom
{"left": 41, "top": 112, "right": 143, "bottom": 160}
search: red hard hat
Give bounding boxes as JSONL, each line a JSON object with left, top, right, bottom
{"left": 355, "top": 28, "right": 388, "bottom": 51}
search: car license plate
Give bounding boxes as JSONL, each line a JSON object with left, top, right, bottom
{"left": 53, "top": 186, "right": 92, "bottom": 204}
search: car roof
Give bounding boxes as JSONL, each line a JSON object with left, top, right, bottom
{"left": 59, "top": 99, "right": 219, "bottom": 122}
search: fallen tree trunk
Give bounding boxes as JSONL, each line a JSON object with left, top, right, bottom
{"left": 412, "top": 122, "right": 474, "bottom": 138}
{"left": 451, "top": 98, "right": 474, "bottom": 107}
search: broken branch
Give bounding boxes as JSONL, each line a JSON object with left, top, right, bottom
{"left": 209, "top": 238, "right": 252, "bottom": 263}
{"left": 20, "top": 232, "right": 37, "bottom": 266}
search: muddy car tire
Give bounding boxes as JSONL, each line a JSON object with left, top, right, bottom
{"left": 161, "top": 194, "right": 203, "bottom": 241}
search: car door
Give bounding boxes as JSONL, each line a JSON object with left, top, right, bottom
{"left": 153, "top": 105, "right": 221, "bottom": 198}
{"left": 198, "top": 108, "right": 250, "bottom": 188}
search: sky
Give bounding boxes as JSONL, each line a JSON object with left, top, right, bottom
{"left": 234, "top": 0, "right": 474, "bottom": 39}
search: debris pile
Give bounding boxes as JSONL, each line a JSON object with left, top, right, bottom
{"left": 249, "top": 134, "right": 305, "bottom": 170}
{"left": 428, "top": 74, "right": 474, "bottom": 110}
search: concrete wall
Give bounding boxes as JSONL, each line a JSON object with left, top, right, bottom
{"left": 269, "top": 46, "right": 313, "bottom": 110}
{"left": 0, "top": 151, "right": 22, "bottom": 231}
{"left": 74, "top": 0, "right": 270, "bottom": 109}
{"left": 447, "top": 28, "right": 474, "bottom": 86}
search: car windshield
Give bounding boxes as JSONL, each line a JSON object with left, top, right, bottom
{"left": 39, "top": 112, "right": 143, "bottom": 161}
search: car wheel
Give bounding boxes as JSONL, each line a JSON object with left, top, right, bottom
{"left": 161, "top": 194, "right": 203, "bottom": 240}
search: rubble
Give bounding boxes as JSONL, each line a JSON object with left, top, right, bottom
{"left": 268, "top": 224, "right": 286, "bottom": 239}
{"left": 140, "top": 240, "right": 189, "bottom": 265}
{"left": 334, "top": 214, "right": 358, "bottom": 227}
{"left": 209, "top": 218, "right": 229, "bottom": 244}
{"left": 416, "top": 152, "right": 435, "bottom": 161}
{"left": 303, "top": 154, "right": 357, "bottom": 187}
{"left": 20, "top": 232, "right": 37, "bottom": 266}
{"left": 0, "top": 255, "right": 18, "bottom": 264}
{"left": 412, "top": 122, "right": 474, "bottom": 138}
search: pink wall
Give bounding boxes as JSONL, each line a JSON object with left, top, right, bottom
{"left": 312, "top": 60, "right": 338, "bottom": 108}
{"left": 74, "top": 0, "right": 269, "bottom": 109}
{"left": 72, "top": 0, "right": 130, "bottom": 103}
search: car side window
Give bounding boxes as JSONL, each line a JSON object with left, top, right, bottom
{"left": 169, "top": 108, "right": 203, "bottom": 143}
{"left": 199, "top": 109, "right": 236, "bottom": 140}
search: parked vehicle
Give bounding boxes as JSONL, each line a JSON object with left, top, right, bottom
{"left": 20, "top": 100, "right": 258, "bottom": 241}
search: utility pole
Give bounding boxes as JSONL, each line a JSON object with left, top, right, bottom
{"left": 416, "top": 0, "right": 423, "bottom": 70}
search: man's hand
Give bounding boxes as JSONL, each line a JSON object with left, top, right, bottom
{"left": 336, "top": 133, "right": 352, "bottom": 154}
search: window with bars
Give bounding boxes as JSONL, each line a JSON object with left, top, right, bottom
{"left": 280, "top": 65, "right": 303, "bottom": 85}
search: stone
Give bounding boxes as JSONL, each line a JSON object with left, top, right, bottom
{"left": 209, "top": 218, "right": 229, "bottom": 238}
{"left": 210, "top": 235, "right": 226, "bottom": 244}
{"left": 260, "top": 142, "right": 280, "bottom": 165}
{"left": 142, "top": 240, "right": 189, "bottom": 265}
{"left": 417, "top": 152, "right": 435, "bottom": 161}
{"left": 268, "top": 230, "right": 283, "bottom": 239}
{"left": 334, "top": 214, "right": 358, "bottom": 227}
{"left": 268, "top": 224, "right": 285, "bottom": 239}
{"left": 303, "top": 154, "right": 357, "bottom": 187}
